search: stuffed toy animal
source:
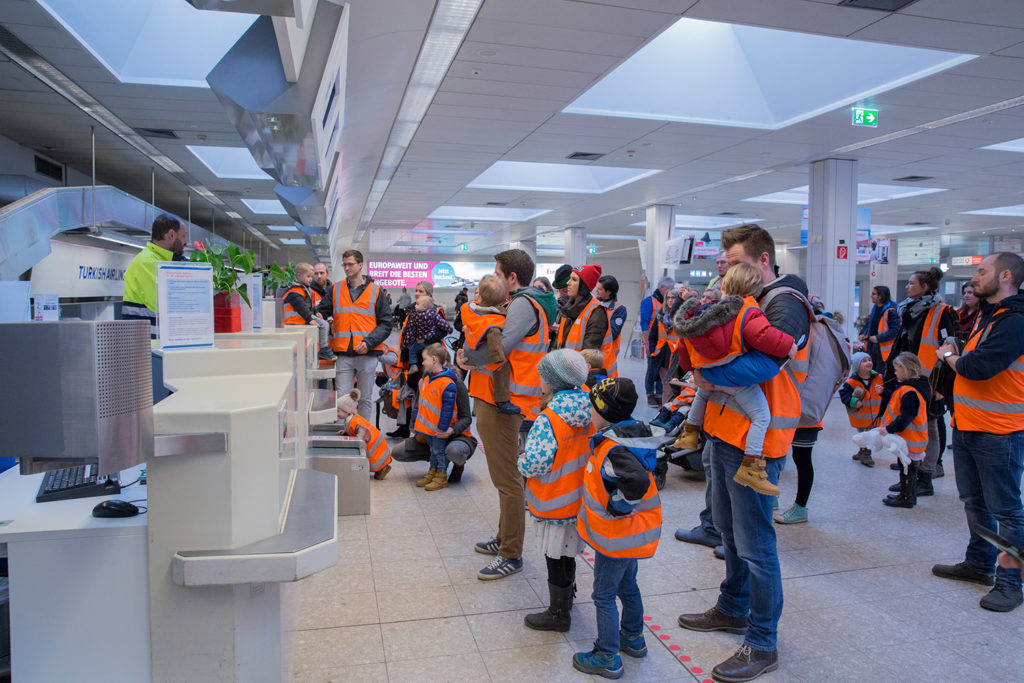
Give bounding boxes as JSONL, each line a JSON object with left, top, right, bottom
{"left": 853, "top": 429, "right": 911, "bottom": 468}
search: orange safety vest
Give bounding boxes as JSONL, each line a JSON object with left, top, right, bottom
{"left": 659, "top": 316, "right": 679, "bottom": 355}
{"left": 507, "top": 294, "right": 549, "bottom": 420}
{"left": 462, "top": 302, "right": 505, "bottom": 368}
{"left": 843, "top": 374, "right": 882, "bottom": 429}
{"left": 525, "top": 407, "right": 594, "bottom": 520}
{"left": 413, "top": 371, "right": 455, "bottom": 436}
{"left": 683, "top": 296, "right": 760, "bottom": 370}
{"left": 330, "top": 280, "right": 385, "bottom": 353}
{"left": 647, "top": 297, "right": 662, "bottom": 357}
{"left": 884, "top": 384, "right": 928, "bottom": 454}
{"left": 282, "top": 285, "right": 321, "bottom": 326}
{"left": 877, "top": 304, "right": 895, "bottom": 363}
{"left": 557, "top": 297, "right": 612, "bottom": 354}
{"left": 603, "top": 301, "right": 624, "bottom": 378}
{"left": 346, "top": 413, "right": 392, "bottom": 472}
{"left": 666, "top": 386, "right": 696, "bottom": 413}
{"left": 952, "top": 309, "right": 1024, "bottom": 434}
{"left": 576, "top": 433, "right": 661, "bottom": 559}
{"left": 914, "top": 302, "right": 953, "bottom": 372}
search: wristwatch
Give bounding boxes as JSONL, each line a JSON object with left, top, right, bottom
{"left": 943, "top": 351, "right": 954, "bottom": 359}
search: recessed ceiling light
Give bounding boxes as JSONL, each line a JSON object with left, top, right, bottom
{"left": 981, "top": 136, "right": 1024, "bottom": 153}
{"left": 742, "top": 183, "right": 946, "bottom": 205}
{"left": 871, "top": 224, "right": 938, "bottom": 235}
{"left": 427, "top": 206, "right": 552, "bottom": 222}
{"left": 961, "top": 205, "right": 1024, "bottom": 217}
{"left": 267, "top": 224, "right": 300, "bottom": 231}
{"left": 279, "top": 238, "right": 308, "bottom": 245}
{"left": 241, "top": 198, "right": 289, "bottom": 215}
{"left": 467, "top": 161, "right": 660, "bottom": 194}
{"left": 186, "top": 145, "right": 271, "bottom": 180}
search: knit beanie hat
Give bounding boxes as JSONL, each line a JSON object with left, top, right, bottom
{"left": 589, "top": 377, "right": 638, "bottom": 424}
{"left": 337, "top": 388, "right": 360, "bottom": 416}
{"left": 538, "top": 349, "right": 588, "bottom": 393}
{"left": 573, "top": 264, "right": 602, "bottom": 292}
{"left": 850, "top": 351, "right": 871, "bottom": 377}
{"left": 552, "top": 264, "right": 573, "bottom": 289}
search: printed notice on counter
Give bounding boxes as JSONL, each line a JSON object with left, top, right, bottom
{"left": 249, "top": 273, "right": 263, "bottom": 329}
{"left": 157, "top": 262, "right": 214, "bottom": 349}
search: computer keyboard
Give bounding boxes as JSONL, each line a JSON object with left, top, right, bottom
{"left": 36, "top": 464, "right": 121, "bottom": 503}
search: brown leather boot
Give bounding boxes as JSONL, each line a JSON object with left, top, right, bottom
{"left": 733, "top": 456, "right": 780, "bottom": 496}
{"left": 416, "top": 468, "right": 437, "bottom": 487}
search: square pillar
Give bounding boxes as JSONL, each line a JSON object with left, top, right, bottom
{"left": 564, "top": 226, "right": 586, "bottom": 266}
{"left": 807, "top": 159, "right": 856, "bottom": 335}
{"left": 644, "top": 204, "right": 674, "bottom": 289}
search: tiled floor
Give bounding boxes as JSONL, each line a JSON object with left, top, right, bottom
{"left": 290, "top": 357, "right": 1024, "bottom": 682}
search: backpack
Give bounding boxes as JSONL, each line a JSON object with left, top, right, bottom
{"left": 760, "top": 287, "right": 852, "bottom": 427}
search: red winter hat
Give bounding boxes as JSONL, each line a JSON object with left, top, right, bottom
{"left": 573, "top": 264, "right": 602, "bottom": 292}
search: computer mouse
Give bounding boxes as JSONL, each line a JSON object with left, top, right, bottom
{"left": 92, "top": 499, "right": 139, "bottom": 518}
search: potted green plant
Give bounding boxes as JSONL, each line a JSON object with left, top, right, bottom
{"left": 190, "top": 241, "right": 256, "bottom": 333}
{"left": 265, "top": 262, "right": 296, "bottom": 297}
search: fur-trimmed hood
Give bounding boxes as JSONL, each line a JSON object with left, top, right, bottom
{"left": 673, "top": 295, "right": 743, "bottom": 339}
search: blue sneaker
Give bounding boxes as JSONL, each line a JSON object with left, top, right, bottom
{"left": 572, "top": 648, "right": 623, "bottom": 679}
{"left": 477, "top": 555, "right": 523, "bottom": 580}
{"left": 619, "top": 631, "right": 647, "bottom": 658}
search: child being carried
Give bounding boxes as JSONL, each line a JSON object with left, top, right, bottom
{"left": 673, "top": 262, "right": 798, "bottom": 496}
{"left": 402, "top": 294, "right": 452, "bottom": 374}
{"left": 458, "top": 274, "right": 519, "bottom": 415}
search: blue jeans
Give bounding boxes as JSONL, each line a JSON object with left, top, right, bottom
{"left": 711, "top": 438, "right": 784, "bottom": 651}
{"left": 428, "top": 435, "right": 449, "bottom": 471}
{"left": 644, "top": 353, "right": 663, "bottom": 397}
{"left": 591, "top": 553, "right": 644, "bottom": 656}
{"left": 952, "top": 428, "right": 1024, "bottom": 590}
{"left": 698, "top": 439, "right": 720, "bottom": 541}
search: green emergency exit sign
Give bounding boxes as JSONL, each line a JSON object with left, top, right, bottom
{"left": 852, "top": 108, "right": 878, "bottom": 127}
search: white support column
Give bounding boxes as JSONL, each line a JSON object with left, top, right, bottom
{"left": 644, "top": 204, "right": 674, "bottom": 289}
{"left": 511, "top": 236, "right": 536, "bottom": 262}
{"left": 867, "top": 239, "right": 898, "bottom": 313}
{"left": 564, "top": 226, "right": 586, "bottom": 266}
{"left": 807, "top": 159, "right": 857, "bottom": 335}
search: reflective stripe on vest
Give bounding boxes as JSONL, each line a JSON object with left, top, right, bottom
{"left": 604, "top": 301, "right": 624, "bottom": 377}
{"left": 703, "top": 365, "right": 801, "bottom": 459}
{"left": 349, "top": 414, "right": 392, "bottom": 472}
{"left": 282, "top": 285, "right": 320, "bottom": 326}
{"left": 525, "top": 408, "right": 594, "bottom": 519}
{"left": 507, "top": 295, "right": 549, "bottom": 420}
{"left": 844, "top": 375, "right": 882, "bottom": 429}
{"left": 648, "top": 298, "right": 662, "bottom": 357}
{"left": 878, "top": 305, "right": 895, "bottom": 362}
{"left": 884, "top": 385, "right": 928, "bottom": 454}
{"left": 953, "top": 309, "right": 1024, "bottom": 434}
{"left": 915, "top": 303, "right": 951, "bottom": 371}
{"left": 413, "top": 373, "right": 454, "bottom": 436}
{"left": 330, "top": 281, "right": 385, "bottom": 353}
{"left": 668, "top": 386, "right": 696, "bottom": 412}
{"left": 576, "top": 437, "right": 661, "bottom": 559}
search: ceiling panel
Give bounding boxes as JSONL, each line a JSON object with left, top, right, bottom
{"left": 685, "top": 0, "right": 882, "bottom": 36}
{"left": 851, "top": 14, "right": 1024, "bottom": 52}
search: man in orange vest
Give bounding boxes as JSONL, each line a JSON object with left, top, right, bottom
{"left": 316, "top": 249, "right": 393, "bottom": 419}
{"left": 457, "top": 249, "right": 556, "bottom": 580}
{"left": 933, "top": 251, "right": 1024, "bottom": 613}
{"left": 677, "top": 225, "right": 809, "bottom": 683}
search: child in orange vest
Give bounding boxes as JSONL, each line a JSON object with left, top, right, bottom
{"left": 839, "top": 351, "right": 883, "bottom": 466}
{"left": 336, "top": 389, "right": 392, "bottom": 479}
{"left": 879, "top": 352, "right": 931, "bottom": 509}
{"left": 518, "top": 349, "right": 593, "bottom": 633}
{"left": 412, "top": 343, "right": 459, "bottom": 491}
{"left": 282, "top": 262, "right": 336, "bottom": 361}
{"left": 573, "top": 377, "right": 665, "bottom": 679}
{"left": 460, "top": 275, "right": 519, "bottom": 414}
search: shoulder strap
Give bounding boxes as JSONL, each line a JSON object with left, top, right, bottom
{"left": 759, "top": 285, "right": 813, "bottom": 319}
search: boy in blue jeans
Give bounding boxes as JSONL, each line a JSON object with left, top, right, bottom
{"left": 573, "top": 377, "right": 665, "bottom": 679}
{"left": 412, "top": 343, "right": 458, "bottom": 491}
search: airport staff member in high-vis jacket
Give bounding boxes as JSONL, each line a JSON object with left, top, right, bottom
{"left": 933, "top": 251, "right": 1024, "bottom": 614}
{"left": 121, "top": 213, "right": 186, "bottom": 335}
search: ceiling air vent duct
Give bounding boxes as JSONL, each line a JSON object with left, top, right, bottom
{"left": 838, "top": 0, "right": 920, "bottom": 11}
{"left": 567, "top": 152, "right": 605, "bottom": 161}
{"left": 892, "top": 175, "right": 934, "bottom": 182}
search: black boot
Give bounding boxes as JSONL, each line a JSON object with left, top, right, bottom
{"left": 386, "top": 424, "right": 410, "bottom": 438}
{"left": 916, "top": 470, "right": 934, "bottom": 496}
{"left": 524, "top": 582, "right": 572, "bottom": 632}
{"left": 884, "top": 463, "right": 918, "bottom": 508}
{"left": 447, "top": 463, "right": 464, "bottom": 484}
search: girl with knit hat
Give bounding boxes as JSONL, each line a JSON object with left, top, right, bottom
{"left": 553, "top": 264, "right": 609, "bottom": 352}
{"left": 838, "top": 351, "right": 883, "bottom": 467}
{"left": 518, "top": 349, "right": 594, "bottom": 633}
{"left": 336, "top": 389, "right": 392, "bottom": 479}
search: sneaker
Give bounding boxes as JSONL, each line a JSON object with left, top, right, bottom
{"left": 674, "top": 525, "right": 721, "bottom": 549}
{"left": 318, "top": 349, "right": 337, "bottom": 361}
{"left": 373, "top": 464, "right": 391, "bottom": 480}
{"left": 496, "top": 401, "right": 522, "bottom": 415}
{"left": 572, "top": 648, "right": 623, "bottom": 679}
{"left": 477, "top": 556, "right": 523, "bottom": 580}
{"left": 711, "top": 644, "right": 779, "bottom": 683}
{"left": 713, "top": 545, "right": 725, "bottom": 560}
{"left": 980, "top": 584, "right": 1023, "bottom": 612}
{"left": 474, "top": 537, "right": 500, "bottom": 555}
{"left": 932, "top": 562, "right": 995, "bottom": 586}
{"left": 774, "top": 503, "right": 808, "bottom": 525}
{"left": 619, "top": 631, "right": 647, "bottom": 658}
{"left": 647, "top": 394, "right": 660, "bottom": 408}
{"left": 677, "top": 606, "right": 748, "bottom": 634}
{"left": 733, "top": 457, "right": 780, "bottom": 496}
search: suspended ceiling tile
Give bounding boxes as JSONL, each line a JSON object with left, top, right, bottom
{"left": 464, "top": 20, "right": 646, "bottom": 57}
{"left": 851, "top": 14, "right": 1024, "bottom": 53}
{"left": 477, "top": 0, "right": 681, "bottom": 37}
{"left": 684, "top": 0, "right": 882, "bottom": 37}
{"left": 446, "top": 60, "right": 599, "bottom": 88}
{"left": 426, "top": 103, "right": 551, "bottom": 124}
{"left": 439, "top": 76, "right": 582, "bottom": 102}
{"left": 432, "top": 90, "right": 561, "bottom": 112}
{"left": 456, "top": 41, "right": 624, "bottom": 73}
{"left": 904, "top": 0, "right": 1024, "bottom": 28}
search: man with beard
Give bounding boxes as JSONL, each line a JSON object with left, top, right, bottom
{"left": 121, "top": 213, "right": 186, "bottom": 335}
{"left": 312, "top": 263, "right": 332, "bottom": 301}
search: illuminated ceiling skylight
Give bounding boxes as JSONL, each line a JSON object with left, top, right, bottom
{"left": 186, "top": 146, "right": 271, "bottom": 180}
{"left": 467, "top": 161, "right": 660, "bottom": 194}
{"left": 37, "top": 0, "right": 257, "bottom": 87}
{"left": 241, "top": 199, "right": 288, "bottom": 215}
{"left": 743, "top": 184, "right": 946, "bottom": 205}
{"left": 629, "top": 215, "right": 762, "bottom": 229}
{"left": 982, "top": 137, "right": 1024, "bottom": 153}
{"left": 427, "top": 206, "right": 552, "bottom": 222}
{"left": 279, "top": 238, "right": 309, "bottom": 246}
{"left": 564, "top": 18, "right": 974, "bottom": 130}
{"left": 268, "top": 224, "right": 300, "bottom": 232}
{"left": 960, "top": 205, "right": 1024, "bottom": 217}
{"left": 870, "top": 225, "right": 939, "bottom": 235}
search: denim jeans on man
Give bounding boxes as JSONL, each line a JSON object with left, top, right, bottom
{"left": 698, "top": 439, "right": 720, "bottom": 541}
{"left": 644, "top": 351, "right": 663, "bottom": 398}
{"left": 711, "top": 437, "right": 784, "bottom": 651}
{"left": 591, "top": 553, "right": 645, "bottom": 656}
{"left": 952, "top": 428, "right": 1024, "bottom": 590}
{"left": 428, "top": 435, "right": 449, "bottom": 472}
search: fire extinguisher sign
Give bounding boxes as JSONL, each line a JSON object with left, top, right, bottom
{"left": 836, "top": 245, "right": 848, "bottom": 260}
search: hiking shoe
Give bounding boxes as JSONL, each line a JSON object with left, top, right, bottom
{"left": 733, "top": 456, "right": 780, "bottom": 496}
{"left": 572, "top": 648, "right": 623, "bottom": 679}
{"left": 852, "top": 448, "right": 868, "bottom": 461}
{"left": 712, "top": 644, "right": 779, "bottom": 683}
{"left": 677, "top": 606, "right": 748, "bottom": 634}
{"left": 424, "top": 470, "right": 448, "bottom": 491}
{"left": 774, "top": 503, "right": 808, "bottom": 525}
{"left": 860, "top": 453, "right": 875, "bottom": 468}
{"left": 980, "top": 584, "right": 1023, "bottom": 612}
{"left": 619, "top": 631, "right": 647, "bottom": 658}
{"left": 674, "top": 426, "right": 700, "bottom": 452}
{"left": 474, "top": 537, "right": 500, "bottom": 555}
{"left": 416, "top": 468, "right": 437, "bottom": 487}
{"left": 932, "top": 562, "right": 995, "bottom": 586}
{"left": 373, "top": 464, "right": 391, "bottom": 480}
{"left": 477, "top": 556, "right": 523, "bottom": 580}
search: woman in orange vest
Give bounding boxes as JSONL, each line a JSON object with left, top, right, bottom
{"left": 859, "top": 285, "right": 898, "bottom": 372}
{"left": 518, "top": 349, "right": 593, "bottom": 633}
{"left": 594, "top": 275, "right": 627, "bottom": 377}
{"left": 881, "top": 352, "right": 931, "bottom": 509}
{"left": 839, "top": 351, "right": 883, "bottom": 466}
{"left": 553, "top": 264, "right": 609, "bottom": 352}
{"left": 573, "top": 377, "right": 664, "bottom": 679}
{"left": 336, "top": 389, "right": 392, "bottom": 479}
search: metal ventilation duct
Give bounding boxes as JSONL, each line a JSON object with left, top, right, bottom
{"left": 275, "top": 184, "right": 326, "bottom": 227}
{"left": 206, "top": 3, "right": 349, "bottom": 191}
